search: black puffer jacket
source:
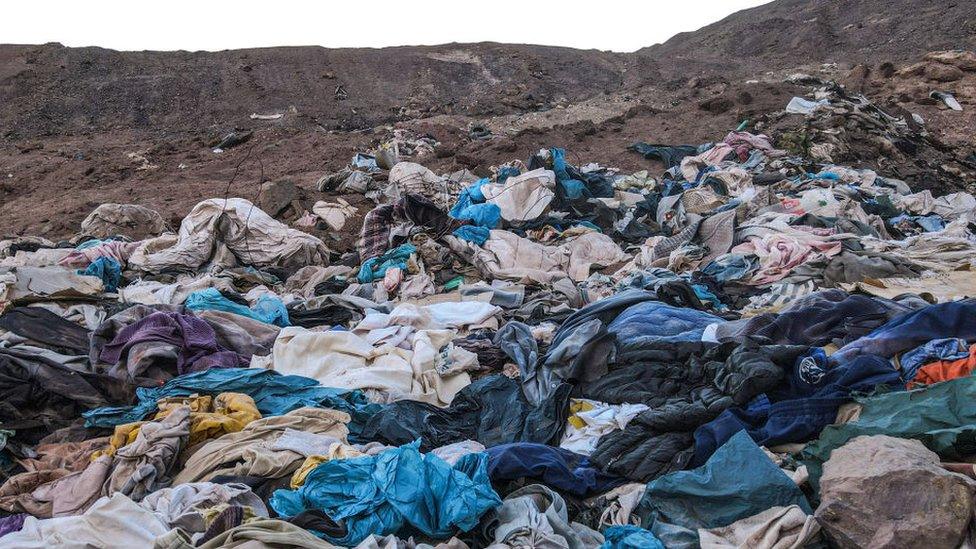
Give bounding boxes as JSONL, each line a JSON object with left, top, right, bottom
{"left": 585, "top": 343, "right": 804, "bottom": 482}
{"left": 360, "top": 374, "right": 571, "bottom": 451}
{"left": 0, "top": 346, "right": 134, "bottom": 444}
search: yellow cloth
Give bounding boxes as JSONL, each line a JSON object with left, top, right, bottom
{"left": 156, "top": 393, "right": 261, "bottom": 447}
{"left": 201, "top": 502, "right": 260, "bottom": 525}
{"left": 567, "top": 399, "right": 596, "bottom": 429}
{"left": 93, "top": 393, "right": 261, "bottom": 459}
{"left": 289, "top": 444, "right": 366, "bottom": 488}
{"left": 91, "top": 422, "right": 144, "bottom": 460}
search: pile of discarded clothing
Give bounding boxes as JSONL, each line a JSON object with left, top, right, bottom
{"left": 3, "top": 95, "right": 976, "bottom": 548}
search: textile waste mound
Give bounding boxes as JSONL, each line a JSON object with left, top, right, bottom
{"left": 2, "top": 89, "right": 976, "bottom": 548}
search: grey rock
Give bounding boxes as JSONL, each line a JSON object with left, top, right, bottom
{"left": 256, "top": 180, "right": 299, "bottom": 217}
{"left": 815, "top": 435, "right": 975, "bottom": 549}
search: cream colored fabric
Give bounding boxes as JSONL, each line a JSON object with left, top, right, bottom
{"left": 173, "top": 408, "right": 350, "bottom": 484}
{"left": 593, "top": 483, "right": 647, "bottom": 528}
{"left": 481, "top": 168, "right": 556, "bottom": 223}
{"left": 127, "top": 198, "right": 329, "bottom": 273}
{"left": 118, "top": 274, "right": 238, "bottom": 306}
{"left": 283, "top": 265, "right": 355, "bottom": 298}
{"left": 698, "top": 505, "right": 820, "bottom": 549}
{"left": 80, "top": 203, "right": 168, "bottom": 239}
{"left": 860, "top": 219, "right": 976, "bottom": 272}
{"left": 312, "top": 199, "right": 358, "bottom": 232}
{"left": 154, "top": 518, "right": 342, "bottom": 549}
{"left": 0, "top": 266, "right": 104, "bottom": 312}
{"left": 272, "top": 328, "right": 413, "bottom": 393}
{"left": 680, "top": 144, "right": 734, "bottom": 180}
{"left": 0, "top": 248, "right": 74, "bottom": 267}
{"left": 840, "top": 270, "right": 976, "bottom": 303}
{"left": 447, "top": 230, "right": 626, "bottom": 284}
{"left": 270, "top": 326, "right": 473, "bottom": 406}
{"left": 386, "top": 162, "right": 461, "bottom": 210}
{"left": 893, "top": 189, "right": 937, "bottom": 215}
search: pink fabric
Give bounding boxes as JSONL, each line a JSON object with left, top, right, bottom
{"left": 59, "top": 241, "right": 139, "bottom": 268}
{"left": 733, "top": 226, "right": 842, "bottom": 285}
{"left": 723, "top": 131, "right": 785, "bottom": 161}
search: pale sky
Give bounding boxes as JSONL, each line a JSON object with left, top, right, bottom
{"left": 1, "top": 0, "right": 772, "bottom": 53}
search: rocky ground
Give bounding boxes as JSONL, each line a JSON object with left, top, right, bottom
{"left": 1, "top": 0, "right": 975, "bottom": 240}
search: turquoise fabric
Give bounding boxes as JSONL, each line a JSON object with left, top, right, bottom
{"left": 270, "top": 441, "right": 500, "bottom": 545}
{"left": 185, "top": 287, "right": 289, "bottom": 327}
{"left": 600, "top": 525, "right": 665, "bottom": 549}
{"left": 358, "top": 244, "right": 416, "bottom": 283}
{"left": 452, "top": 225, "right": 490, "bottom": 245}
{"left": 638, "top": 431, "right": 810, "bottom": 537}
{"left": 78, "top": 256, "right": 122, "bottom": 292}
{"left": 82, "top": 368, "right": 380, "bottom": 439}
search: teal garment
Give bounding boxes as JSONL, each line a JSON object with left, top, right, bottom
{"left": 454, "top": 203, "right": 501, "bottom": 228}
{"left": 450, "top": 179, "right": 488, "bottom": 216}
{"left": 358, "top": 244, "right": 416, "bottom": 283}
{"left": 449, "top": 180, "right": 500, "bottom": 228}
{"left": 450, "top": 182, "right": 501, "bottom": 229}
{"left": 637, "top": 431, "right": 810, "bottom": 538}
{"left": 185, "top": 288, "right": 290, "bottom": 327}
{"left": 82, "top": 368, "right": 380, "bottom": 440}
{"left": 600, "top": 525, "right": 664, "bottom": 549}
{"left": 497, "top": 166, "right": 520, "bottom": 183}
{"left": 551, "top": 148, "right": 587, "bottom": 199}
{"left": 76, "top": 239, "right": 107, "bottom": 250}
{"left": 270, "top": 441, "right": 501, "bottom": 546}
{"left": 691, "top": 283, "right": 726, "bottom": 311}
{"left": 802, "top": 375, "right": 976, "bottom": 491}
{"left": 452, "top": 225, "right": 490, "bottom": 246}
{"left": 78, "top": 256, "right": 122, "bottom": 292}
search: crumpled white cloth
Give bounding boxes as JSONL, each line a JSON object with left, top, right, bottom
{"left": 560, "top": 399, "right": 649, "bottom": 456}
{"left": 1, "top": 493, "right": 171, "bottom": 548}
{"left": 270, "top": 326, "right": 475, "bottom": 406}
{"left": 698, "top": 504, "right": 820, "bottom": 549}
{"left": 127, "top": 198, "right": 329, "bottom": 273}
{"left": 140, "top": 482, "right": 268, "bottom": 536}
{"left": 482, "top": 168, "right": 556, "bottom": 222}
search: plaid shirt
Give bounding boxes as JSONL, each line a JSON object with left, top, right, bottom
{"left": 359, "top": 194, "right": 469, "bottom": 262}
{"left": 359, "top": 204, "right": 395, "bottom": 261}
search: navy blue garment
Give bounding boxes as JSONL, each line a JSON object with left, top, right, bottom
{"left": 628, "top": 143, "right": 698, "bottom": 169}
{"left": 486, "top": 443, "right": 623, "bottom": 497}
{"left": 691, "top": 353, "right": 902, "bottom": 465}
{"left": 832, "top": 301, "right": 976, "bottom": 363}
{"left": 749, "top": 290, "right": 908, "bottom": 347}
{"left": 608, "top": 300, "right": 723, "bottom": 357}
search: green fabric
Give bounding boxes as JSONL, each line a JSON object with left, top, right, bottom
{"left": 802, "top": 375, "right": 976, "bottom": 491}
{"left": 638, "top": 431, "right": 810, "bottom": 534}
{"left": 443, "top": 276, "right": 464, "bottom": 290}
